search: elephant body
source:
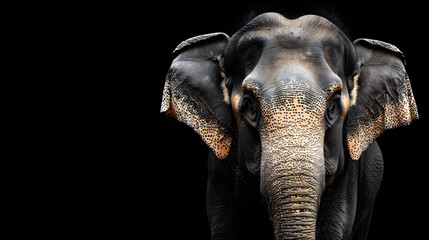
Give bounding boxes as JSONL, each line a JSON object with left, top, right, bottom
{"left": 205, "top": 141, "right": 382, "bottom": 239}
{"left": 161, "top": 13, "right": 418, "bottom": 239}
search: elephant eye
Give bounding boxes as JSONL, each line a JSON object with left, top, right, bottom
{"left": 240, "top": 93, "right": 260, "bottom": 128}
{"left": 330, "top": 101, "right": 337, "bottom": 111}
{"left": 325, "top": 94, "right": 342, "bottom": 127}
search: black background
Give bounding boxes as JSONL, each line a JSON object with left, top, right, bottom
{"left": 147, "top": 0, "right": 427, "bottom": 239}
{"left": 33, "top": 0, "right": 427, "bottom": 238}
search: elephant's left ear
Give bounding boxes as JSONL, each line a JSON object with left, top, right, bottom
{"left": 345, "top": 38, "right": 419, "bottom": 160}
{"left": 160, "top": 32, "right": 235, "bottom": 159}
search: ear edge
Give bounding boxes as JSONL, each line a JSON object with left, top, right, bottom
{"left": 353, "top": 38, "right": 406, "bottom": 64}
{"left": 160, "top": 71, "right": 175, "bottom": 117}
{"left": 173, "top": 32, "right": 230, "bottom": 55}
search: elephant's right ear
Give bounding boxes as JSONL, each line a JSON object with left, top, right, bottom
{"left": 160, "top": 33, "right": 235, "bottom": 159}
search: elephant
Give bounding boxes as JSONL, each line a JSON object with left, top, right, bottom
{"left": 160, "top": 13, "right": 418, "bottom": 239}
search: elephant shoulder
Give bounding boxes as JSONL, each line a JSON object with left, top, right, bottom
{"left": 354, "top": 140, "right": 383, "bottom": 225}
{"left": 358, "top": 140, "right": 383, "bottom": 190}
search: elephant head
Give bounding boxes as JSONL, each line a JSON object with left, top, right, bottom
{"left": 161, "top": 13, "right": 418, "bottom": 239}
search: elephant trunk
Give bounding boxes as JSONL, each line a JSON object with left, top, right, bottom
{"left": 260, "top": 127, "right": 325, "bottom": 240}
{"left": 245, "top": 72, "right": 328, "bottom": 239}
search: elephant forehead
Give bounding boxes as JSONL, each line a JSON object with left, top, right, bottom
{"left": 236, "top": 14, "right": 342, "bottom": 46}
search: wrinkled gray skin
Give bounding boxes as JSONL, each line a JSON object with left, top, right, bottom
{"left": 161, "top": 13, "right": 418, "bottom": 240}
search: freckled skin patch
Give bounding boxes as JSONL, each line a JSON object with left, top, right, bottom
{"left": 165, "top": 72, "right": 233, "bottom": 159}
